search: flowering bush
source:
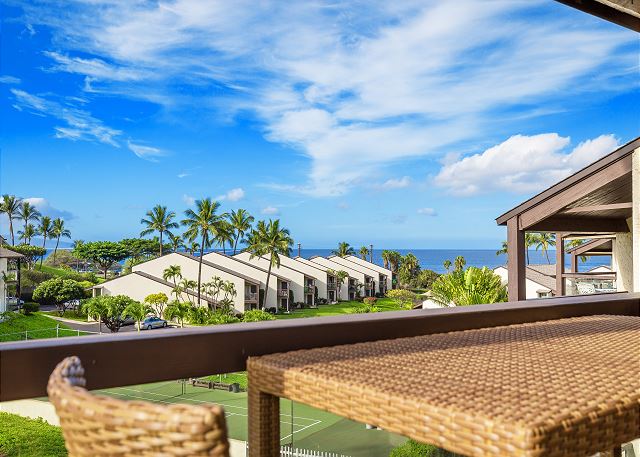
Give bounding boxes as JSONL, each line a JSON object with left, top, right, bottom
{"left": 363, "top": 297, "right": 377, "bottom": 305}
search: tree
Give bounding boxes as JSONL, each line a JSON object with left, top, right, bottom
{"left": 73, "top": 241, "right": 129, "bottom": 278}
{"left": 144, "top": 292, "right": 169, "bottom": 318}
{"left": 120, "top": 238, "right": 161, "bottom": 264}
{"left": 327, "top": 269, "right": 349, "bottom": 300}
{"left": 245, "top": 219, "right": 293, "bottom": 310}
{"left": 162, "top": 265, "right": 182, "bottom": 300}
{"left": 228, "top": 209, "right": 254, "bottom": 255}
{"left": 164, "top": 301, "right": 191, "bottom": 328}
{"left": 386, "top": 289, "right": 417, "bottom": 309}
{"left": 215, "top": 220, "right": 234, "bottom": 254}
{"left": 0, "top": 195, "right": 22, "bottom": 245}
{"left": 18, "top": 224, "right": 36, "bottom": 244}
{"left": 37, "top": 216, "right": 55, "bottom": 267}
{"left": 333, "top": 242, "right": 355, "bottom": 257}
{"left": 181, "top": 198, "right": 226, "bottom": 304}
{"left": 51, "top": 218, "right": 71, "bottom": 263}
{"left": 453, "top": 255, "right": 466, "bottom": 272}
{"left": 430, "top": 266, "right": 507, "bottom": 307}
{"left": 530, "top": 232, "right": 555, "bottom": 264}
{"left": 443, "top": 259, "right": 452, "bottom": 272}
{"left": 32, "top": 278, "right": 85, "bottom": 315}
{"left": 167, "top": 233, "right": 184, "bottom": 252}
{"left": 10, "top": 244, "right": 46, "bottom": 270}
{"left": 82, "top": 295, "right": 133, "bottom": 332}
{"left": 358, "top": 246, "right": 370, "bottom": 260}
{"left": 381, "top": 250, "right": 391, "bottom": 269}
{"left": 565, "top": 238, "right": 588, "bottom": 263}
{"left": 399, "top": 253, "right": 420, "bottom": 287}
{"left": 18, "top": 201, "right": 40, "bottom": 240}
{"left": 122, "top": 300, "right": 152, "bottom": 331}
{"left": 178, "top": 278, "right": 197, "bottom": 304}
{"left": 496, "top": 241, "right": 508, "bottom": 256}
{"left": 140, "top": 205, "right": 179, "bottom": 256}
{"left": 243, "top": 309, "right": 276, "bottom": 322}
{"left": 187, "top": 241, "right": 200, "bottom": 255}
{"left": 385, "top": 251, "right": 402, "bottom": 273}
{"left": 415, "top": 269, "right": 439, "bottom": 289}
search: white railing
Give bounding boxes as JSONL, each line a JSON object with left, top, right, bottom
{"left": 0, "top": 325, "right": 100, "bottom": 341}
{"left": 246, "top": 444, "right": 350, "bottom": 457}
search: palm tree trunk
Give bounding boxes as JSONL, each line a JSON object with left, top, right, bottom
{"left": 233, "top": 235, "right": 240, "bottom": 255}
{"left": 159, "top": 231, "right": 163, "bottom": 256}
{"left": 53, "top": 237, "right": 60, "bottom": 263}
{"left": 197, "top": 235, "right": 205, "bottom": 305}
{"left": 40, "top": 236, "right": 47, "bottom": 267}
{"left": 526, "top": 249, "right": 530, "bottom": 265}
{"left": 264, "top": 255, "right": 273, "bottom": 311}
{"left": 545, "top": 248, "right": 550, "bottom": 264}
{"left": 8, "top": 217, "right": 14, "bottom": 245}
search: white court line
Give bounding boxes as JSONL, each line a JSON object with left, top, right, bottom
{"left": 99, "top": 388, "right": 321, "bottom": 430}
{"left": 107, "top": 386, "right": 322, "bottom": 423}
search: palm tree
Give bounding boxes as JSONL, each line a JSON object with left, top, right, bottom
{"left": 496, "top": 241, "right": 508, "bottom": 256}
{"left": 37, "top": 216, "right": 54, "bottom": 267}
{"left": 245, "top": 219, "right": 293, "bottom": 310}
{"left": 18, "top": 224, "right": 36, "bottom": 244}
{"left": 164, "top": 301, "right": 191, "bottom": 328}
{"left": 443, "top": 259, "right": 452, "bottom": 272}
{"left": 162, "top": 265, "right": 183, "bottom": 300}
{"left": 0, "top": 195, "right": 22, "bottom": 245}
{"left": 51, "top": 218, "right": 71, "bottom": 262}
{"left": 496, "top": 235, "right": 535, "bottom": 264}
{"left": 187, "top": 241, "right": 200, "bottom": 255}
{"left": 122, "top": 300, "right": 152, "bottom": 331}
{"left": 454, "top": 255, "right": 466, "bottom": 272}
{"left": 140, "top": 205, "right": 179, "bottom": 256}
{"left": 167, "top": 232, "right": 184, "bottom": 252}
{"left": 18, "top": 201, "right": 40, "bottom": 240}
{"left": 358, "top": 246, "right": 370, "bottom": 260}
{"left": 333, "top": 242, "right": 355, "bottom": 257}
{"left": 228, "top": 209, "right": 255, "bottom": 254}
{"left": 215, "top": 220, "right": 234, "bottom": 254}
{"left": 181, "top": 198, "right": 226, "bottom": 304}
{"left": 387, "top": 251, "right": 402, "bottom": 273}
{"left": 431, "top": 267, "right": 507, "bottom": 307}
{"left": 565, "top": 238, "right": 588, "bottom": 264}
{"left": 381, "top": 250, "right": 391, "bottom": 269}
{"left": 531, "top": 232, "right": 556, "bottom": 264}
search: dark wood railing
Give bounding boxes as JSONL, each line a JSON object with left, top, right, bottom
{"left": 1, "top": 293, "right": 638, "bottom": 402}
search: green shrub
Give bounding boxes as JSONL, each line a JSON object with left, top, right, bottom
{"left": 20, "top": 268, "right": 55, "bottom": 290}
{"left": 187, "top": 306, "right": 213, "bottom": 325}
{"left": 352, "top": 302, "right": 379, "bottom": 313}
{"left": 21, "top": 302, "right": 40, "bottom": 315}
{"left": 0, "top": 412, "right": 67, "bottom": 457}
{"left": 208, "top": 312, "right": 241, "bottom": 325}
{"left": 32, "top": 278, "right": 85, "bottom": 315}
{"left": 243, "top": 309, "right": 276, "bottom": 322}
{"left": 390, "top": 440, "right": 456, "bottom": 457}
{"left": 386, "top": 289, "right": 418, "bottom": 309}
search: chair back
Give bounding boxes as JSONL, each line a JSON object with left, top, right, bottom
{"left": 47, "top": 356, "right": 230, "bottom": 456}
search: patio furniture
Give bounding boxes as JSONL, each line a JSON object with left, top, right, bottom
{"left": 248, "top": 315, "right": 640, "bottom": 457}
{"left": 577, "top": 282, "right": 597, "bottom": 295}
{"left": 48, "top": 356, "right": 230, "bottom": 457}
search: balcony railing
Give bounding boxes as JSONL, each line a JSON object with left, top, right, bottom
{"left": 245, "top": 292, "right": 258, "bottom": 302}
{"left": 327, "top": 282, "right": 337, "bottom": 290}
{"left": 304, "top": 286, "right": 314, "bottom": 294}
{"left": 277, "top": 289, "right": 289, "bottom": 298}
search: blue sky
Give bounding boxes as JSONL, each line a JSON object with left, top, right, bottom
{"left": 1, "top": 0, "right": 638, "bottom": 249}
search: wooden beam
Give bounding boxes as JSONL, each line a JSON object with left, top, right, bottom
{"left": 564, "top": 202, "right": 632, "bottom": 214}
{"left": 556, "top": 233, "right": 566, "bottom": 296}
{"left": 527, "top": 217, "right": 630, "bottom": 233}
{"left": 555, "top": 0, "right": 640, "bottom": 32}
{"left": 519, "top": 158, "right": 631, "bottom": 229}
{"left": 571, "top": 253, "right": 578, "bottom": 273}
{"left": 507, "top": 217, "right": 526, "bottom": 302}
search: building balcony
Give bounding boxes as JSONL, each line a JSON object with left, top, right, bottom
{"left": 245, "top": 292, "right": 258, "bottom": 302}
{"left": 304, "top": 286, "right": 314, "bottom": 294}
{"left": 277, "top": 289, "right": 289, "bottom": 298}
{"left": 327, "top": 282, "right": 337, "bottom": 290}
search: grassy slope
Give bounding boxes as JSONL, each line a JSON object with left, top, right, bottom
{"left": 0, "top": 413, "right": 67, "bottom": 457}
{"left": 38, "top": 310, "right": 88, "bottom": 322}
{"left": 0, "top": 313, "right": 80, "bottom": 342}
{"left": 276, "top": 298, "right": 401, "bottom": 319}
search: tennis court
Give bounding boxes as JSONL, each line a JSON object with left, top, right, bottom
{"left": 96, "top": 379, "right": 406, "bottom": 456}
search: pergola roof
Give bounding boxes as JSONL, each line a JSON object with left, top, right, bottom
{"left": 496, "top": 137, "right": 639, "bottom": 235}
{"left": 556, "top": 0, "right": 640, "bottom": 31}
{"left": 0, "top": 247, "right": 26, "bottom": 259}
{"left": 567, "top": 238, "right": 613, "bottom": 256}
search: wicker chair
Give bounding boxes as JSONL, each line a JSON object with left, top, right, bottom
{"left": 47, "top": 356, "right": 230, "bottom": 457}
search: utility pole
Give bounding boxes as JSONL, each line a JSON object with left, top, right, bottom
{"left": 297, "top": 243, "right": 301, "bottom": 257}
{"left": 370, "top": 244, "right": 373, "bottom": 263}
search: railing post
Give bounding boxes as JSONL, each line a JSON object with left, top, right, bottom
{"left": 24, "top": 330, "right": 27, "bottom": 340}
{"left": 77, "top": 329, "right": 80, "bottom": 337}
{"left": 56, "top": 324, "right": 59, "bottom": 338}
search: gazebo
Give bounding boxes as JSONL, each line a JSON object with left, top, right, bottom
{"left": 496, "top": 137, "right": 640, "bottom": 301}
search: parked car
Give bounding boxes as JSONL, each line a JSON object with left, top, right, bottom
{"left": 141, "top": 316, "right": 168, "bottom": 330}
{"left": 120, "top": 316, "right": 136, "bottom": 326}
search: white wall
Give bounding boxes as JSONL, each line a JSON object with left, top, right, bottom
{"left": 613, "top": 227, "right": 633, "bottom": 292}
{"left": 133, "top": 253, "right": 248, "bottom": 312}
{"left": 493, "top": 267, "right": 552, "bottom": 300}
{"left": 308, "top": 257, "right": 365, "bottom": 299}
{"left": 233, "top": 252, "right": 308, "bottom": 304}
{"left": 329, "top": 256, "right": 380, "bottom": 294}
{"left": 294, "top": 257, "right": 340, "bottom": 301}
{"left": 203, "top": 252, "right": 282, "bottom": 309}
{"left": 344, "top": 255, "right": 393, "bottom": 292}
{"left": 279, "top": 256, "right": 328, "bottom": 300}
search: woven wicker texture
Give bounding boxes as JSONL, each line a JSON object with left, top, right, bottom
{"left": 48, "top": 356, "right": 230, "bottom": 457}
{"left": 249, "top": 315, "right": 640, "bottom": 457}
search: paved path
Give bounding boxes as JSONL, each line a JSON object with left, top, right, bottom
{"left": 41, "top": 307, "right": 177, "bottom": 334}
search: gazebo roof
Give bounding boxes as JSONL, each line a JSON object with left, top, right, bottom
{"left": 0, "top": 247, "right": 26, "bottom": 259}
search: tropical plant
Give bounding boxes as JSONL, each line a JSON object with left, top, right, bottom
{"left": 164, "top": 301, "right": 191, "bottom": 328}
{"left": 144, "top": 292, "right": 169, "bottom": 318}
{"left": 399, "top": 253, "right": 420, "bottom": 286}
{"left": 352, "top": 302, "right": 379, "bottom": 313}
{"left": 453, "top": 255, "right": 466, "bottom": 272}
{"left": 328, "top": 269, "right": 349, "bottom": 299}
{"left": 386, "top": 289, "right": 417, "bottom": 309}
{"left": 187, "top": 305, "right": 212, "bottom": 325}
{"left": 496, "top": 241, "right": 508, "bottom": 256}
{"left": 162, "top": 265, "right": 182, "bottom": 290}
{"left": 167, "top": 232, "right": 184, "bottom": 252}
{"left": 18, "top": 223, "right": 36, "bottom": 244}
{"left": 187, "top": 241, "right": 200, "bottom": 255}
{"left": 358, "top": 246, "right": 370, "bottom": 260}
{"left": 37, "top": 216, "right": 55, "bottom": 267}
{"left": 82, "top": 295, "right": 134, "bottom": 332}
{"left": 32, "top": 278, "right": 85, "bottom": 315}
{"left": 565, "top": 238, "right": 588, "bottom": 263}
{"left": 228, "top": 209, "right": 254, "bottom": 254}
{"left": 530, "top": 232, "right": 555, "bottom": 264}
{"left": 245, "top": 219, "right": 293, "bottom": 310}
{"left": 242, "top": 309, "right": 276, "bottom": 322}
{"left": 214, "top": 220, "right": 234, "bottom": 254}
{"left": 178, "top": 278, "right": 198, "bottom": 304}
{"left": 140, "top": 205, "right": 179, "bottom": 256}
{"left": 9, "top": 244, "right": 47, "bottom": 270}
{"left": 497, "top": 234, "right": 537, "bottom": 264}
{"left": 381, "top": 250, "right": 391, "bottom": 269}
{"left": 443, "top": 259, "right": 452, "bottom": 271}
{"left": 18, "top": 201, "right": 40, "bottom": 240}
{"left": 386, "top": 251, "right": 402, "bottom": 273}
{"left": 208, "top": 311, "right": 241, "bottom": 325}
{"left": 430, "top": 266, "right": 507, "bottom": 307}
{"left": 181, "top": 198, "right": 226, "bottom": 304}
{"left": 120, "top": 238, "right": 161, "bottom": 261}
{"left": 51, "top": 218, "right": 71, "bottom": 263}
{"left": 122, "top": 300, "right": 152, "bottom": 331}
{"left": 415, "top": 269, "right": 440, "bottom": 289}
{"left": 221, "top": 281, "right": 237, "bottom": 301}
{"left": 203, "top": 276, "right": 224, "bottom": 305}
{"left": 0, "top": 194, "right": 22, "bottom": 245}
{"left": 333, "top": 242, "right": 355, "bottom": 257}
{"left": 73, "top": 241, "right": 129, "bottom": 278}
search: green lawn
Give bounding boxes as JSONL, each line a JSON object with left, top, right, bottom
{"left": 0, "top": 412, "right": 67, "bottom": 457}
{"left": 0, "top": 313, "right": 84, "bottom": 342}
{"left": 38, "top": 310, "right": 88, "bottom": 322}
{"left": 276, "top": 298, "right": 402, "bottom": 319}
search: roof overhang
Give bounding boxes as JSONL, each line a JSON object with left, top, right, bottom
{"left": 567, "top": 238, "right": 614, "bottom": 255}
{"left": 555, "top": 0, "right": 640, "bottom": 32}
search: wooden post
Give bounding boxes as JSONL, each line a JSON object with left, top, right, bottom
{"left": 507, "top": 217, "right": 526, "bottom": 301}
{"left": 556, "top": 233, "right": 565, "bottom": 296}
{"left": 570, "top": 252, "right": 578, "bottom": 273}
{"left": 248, "top": 364, "right": 280, "bottom": 457}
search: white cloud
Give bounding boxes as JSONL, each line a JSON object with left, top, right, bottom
{"left": 261, "top": 206, "right": 279, "bottom": 215}
{"left": 0, "top": 75, "right": 21, "bottom": 85}
{"left": 177, "top": 172, "right": 190, "bottom": 178}
{"left": 378, "top": 176, "right": 411, "bottom": 190}
{"left": 417, "top": 207, "right": 437, "bottom": 216}
{"left": 182, "top": 194, "right": 195, "bottom": 206}
{"left": 15, "top": 1, "right": 637, "bottom": 196}
{"left": 216, "top": 187, "right": 245, "bottom": 202}
{"left": 127, "top": 141, "right": 164, "bottom": 160}
{"left": 24, "top": 197, "right": 74, "bottom": 220}
{"left": 433, "top": 133, "right": 619, "bottom": 196}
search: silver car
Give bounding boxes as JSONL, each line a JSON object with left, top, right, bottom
{"left": 141, "top": 316, "right": 168, "bottom": 330}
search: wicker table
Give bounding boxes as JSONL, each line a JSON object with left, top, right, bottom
{"left": 248, "top": 315, "right": 640, "bottom": 457}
